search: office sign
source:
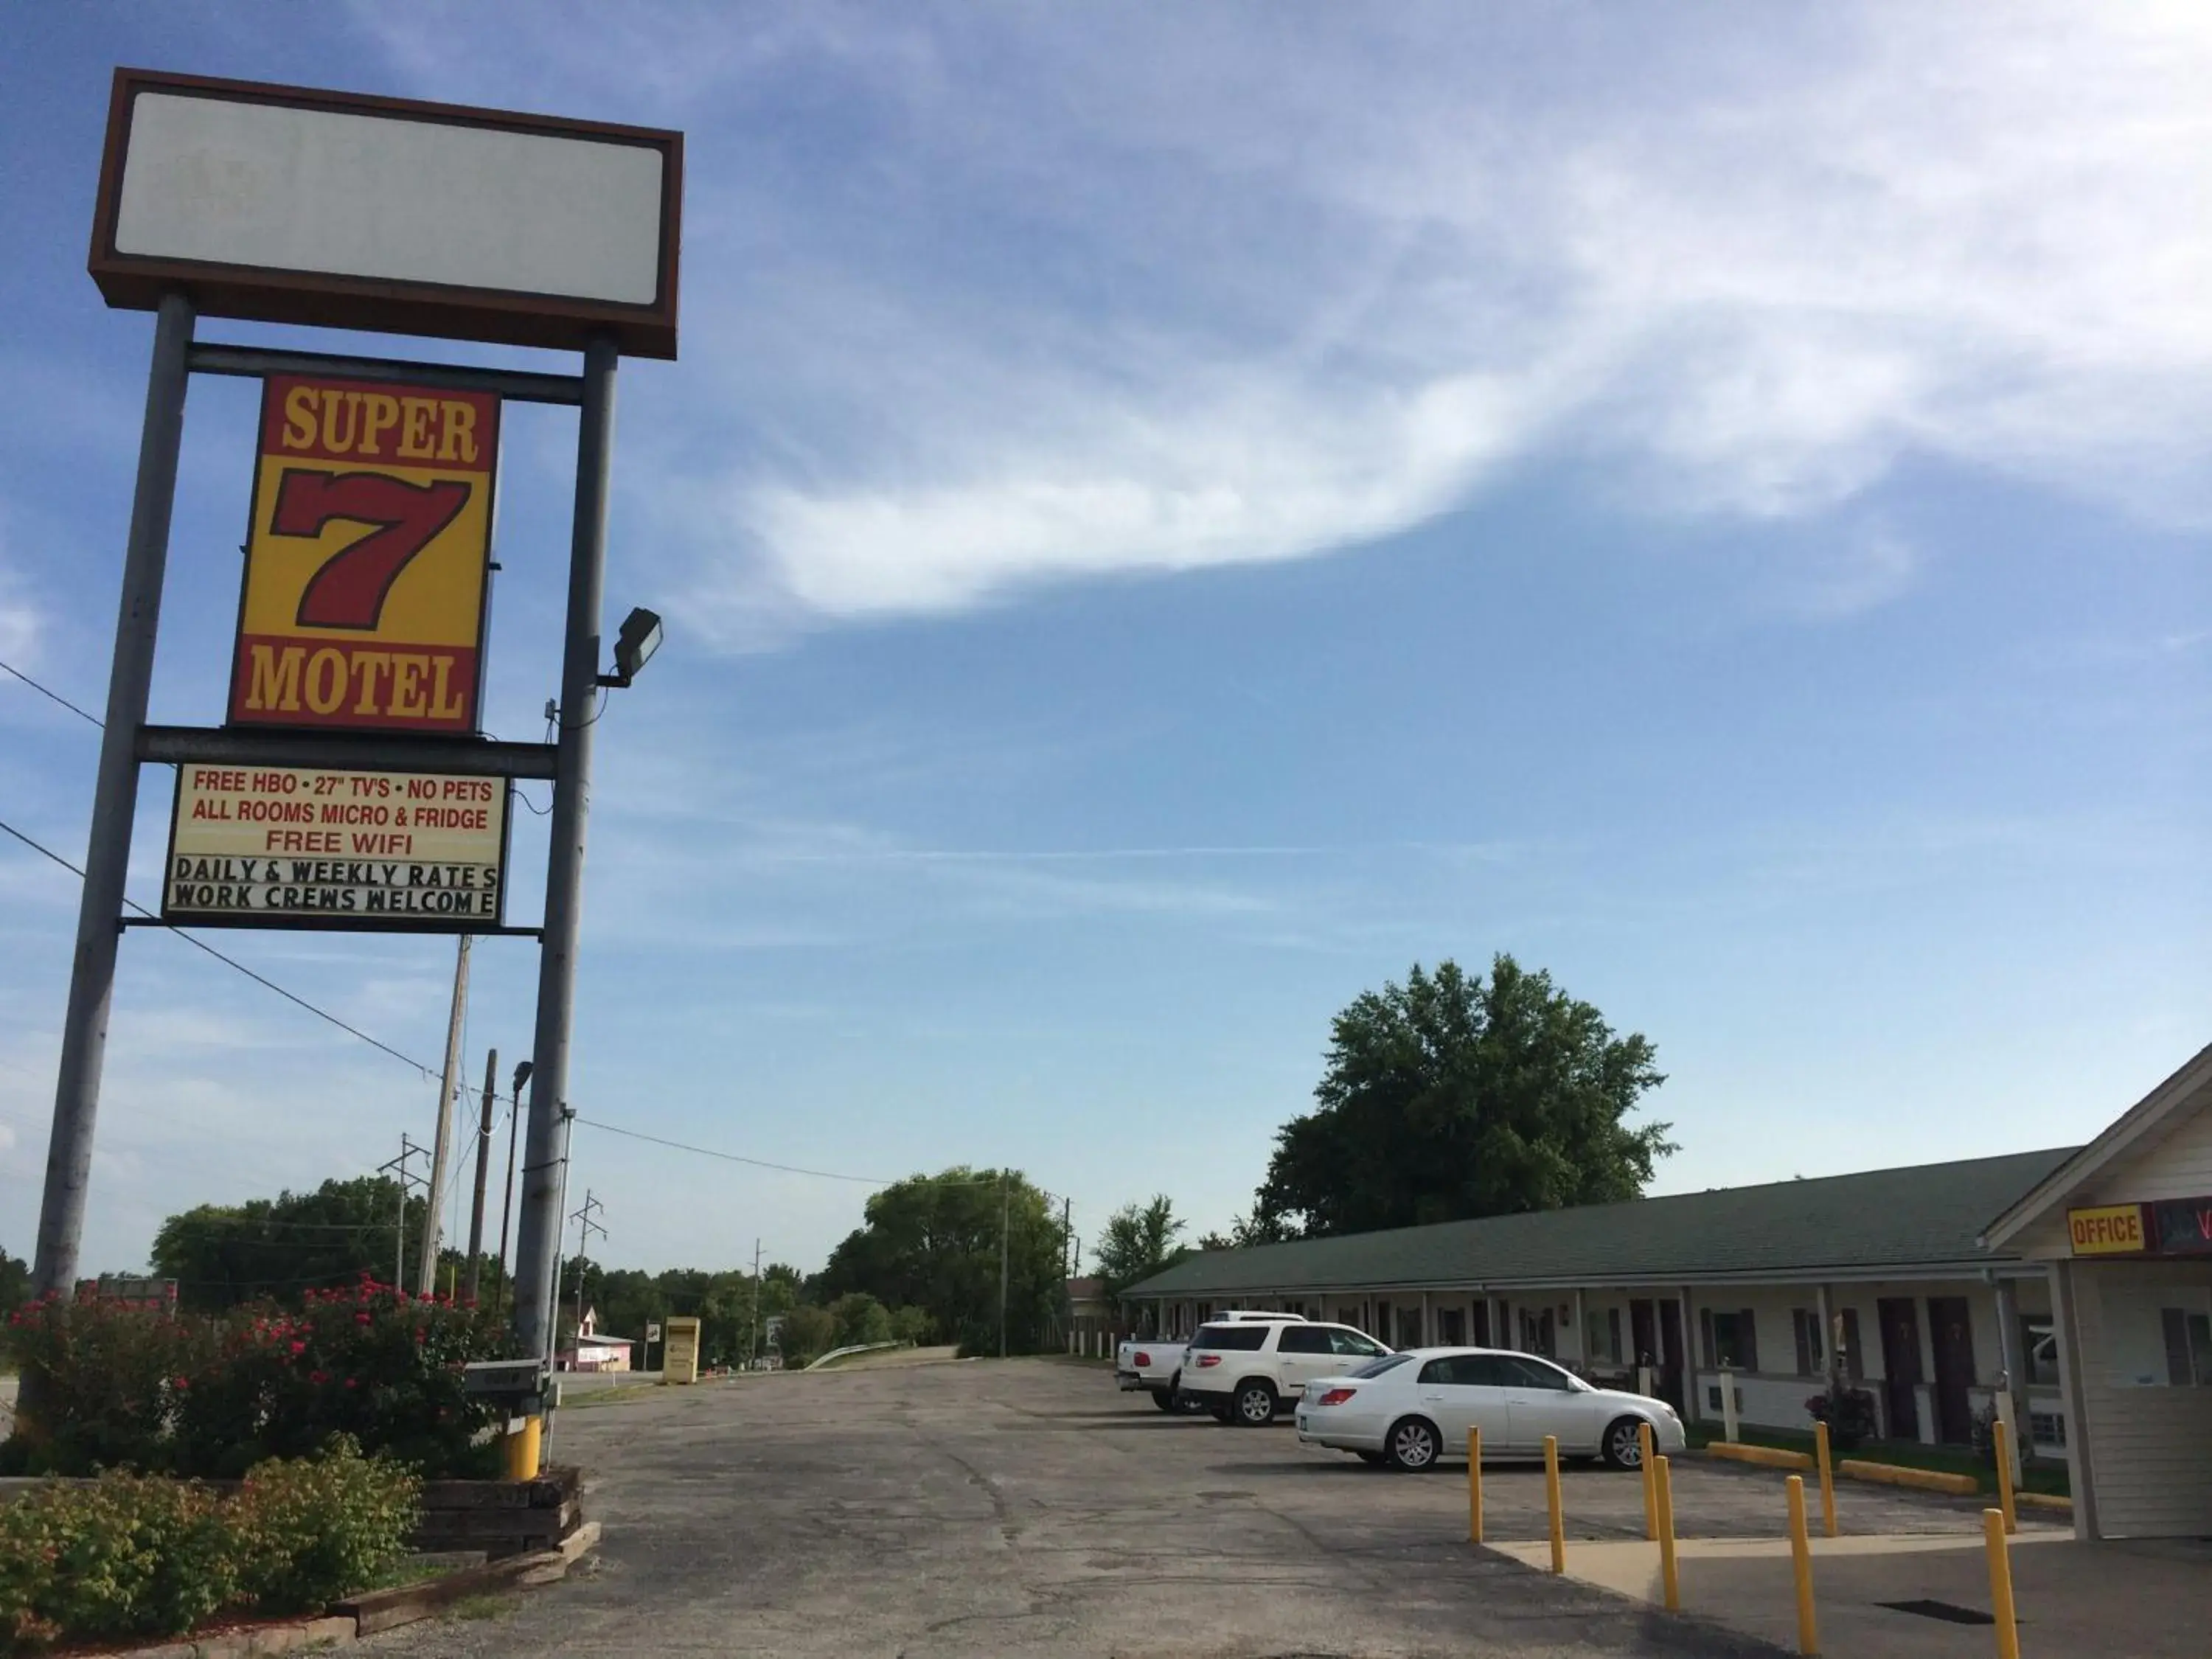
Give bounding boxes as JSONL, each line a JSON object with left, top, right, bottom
{"left": 228, "top": 375, "right": 498, "bottom": 735}
{"left": 164, "top": 763, "right": 507, "bottom": 931}
{"left": 90, "top": 69, "right": 682, "bottom": 356}
{"left": 2066, "top": 1203, "right": 2149, "bottom": 1256}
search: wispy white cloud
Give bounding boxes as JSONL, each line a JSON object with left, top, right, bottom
{"left": 344, "top": 6, "right": 2212, "bottom": 634}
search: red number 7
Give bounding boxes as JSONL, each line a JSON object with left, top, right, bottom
{"left": 270, "top": 469, "right": 473, "bottom": 631}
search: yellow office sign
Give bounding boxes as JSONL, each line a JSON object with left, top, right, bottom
{"left": 2067, "top": 1203, "right": 2148, "bottom": 1256}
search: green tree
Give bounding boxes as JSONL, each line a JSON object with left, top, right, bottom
{"left": 815, "top": 1168, "right": 1065, "bottom": 1355}
{"left": 152, "top": 1178, "right": 425, "bottom": 1311}
{"left": 1251, "top": 955, "right": 1674, "bottom": 1237}
{"left": 827, "top": 1292, "right": 893, "bottom": 1349}
{"left": 1094, "top": 1197, "right": 1186, "bottom": 1300}
{"left": 0, "top": 1244, "right": 28, "bottom": 1319}
{"left": 776, "top": 1304, "right": 838, "bottom": 1366}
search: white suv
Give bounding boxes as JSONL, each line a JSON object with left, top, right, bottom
{"left": 1180, "top": 1319, "right": 1393, "bottom": 1425}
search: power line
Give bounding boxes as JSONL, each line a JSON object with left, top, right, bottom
{"left": 0, "top": 813, "right": 443, "bottom": 1082}
{"left": 569, "top": 1116, "right": 893, "bottom": 1185}
{"left": 0, "top": 657, "right": 104, "bottom": 728}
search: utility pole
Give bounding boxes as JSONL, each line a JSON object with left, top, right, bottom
{"left": 567, "top": 1191, "right": 605, "bottom": 1360}
{"left": 378, "top": 1136, "right": 430, "bottom": 1292}
{"left": 512, "top": 337, "right": 619, "bottom": 1365}
{"left": 495, "top": 1060, "right": 532, "bottom": 1314}
{"left": 29, "top": 293, "right": 194, "bottom": 1302}
{"left": 418, "top": 933, "right": 473, "bottom": 1294}
{"left": 747, "top": 1237, "right": 762, "bottom": 1370}
{"left": 463, "top": 1047, "right": 497, "bottom": 1303}
{"left": 999, "top": 1172, "right": 1011, "bottom": 1361}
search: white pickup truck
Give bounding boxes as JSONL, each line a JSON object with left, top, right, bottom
{"left": 1116, "top": 1311, "right": 1307, "bottom": 1412}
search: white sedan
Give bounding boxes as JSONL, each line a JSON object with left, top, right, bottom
{"left": 1293, "top": 1346, "right": 1686, "bottom": 1472}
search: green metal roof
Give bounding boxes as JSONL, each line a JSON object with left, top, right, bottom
{"left": 1126, "top": 1147, "right": 2079, "bottom": 1300}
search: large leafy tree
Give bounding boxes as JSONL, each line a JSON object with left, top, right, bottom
{"left": 815, "top": 1168, "right": 1065, "bottom": 1354}
{"left": 1251, "top": 955, "right": 1674, "bottom": 1237}
{"left": 152, "top": 1176, "right": 427, "bottom": 1310}
{"left": 1093, "top": 1196, "right": 1186, "bottom": 1299}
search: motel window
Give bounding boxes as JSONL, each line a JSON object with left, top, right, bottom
{"left": 2028, "top": 1411, "right": 2066, "bottom": 1449}
{"left": 1700, "top": 1308, "right": 1759, "bottom": 1371}
{"left": 1436, "top": 1307, "right": 1465, "bottom": 1346}
{"left": 1606, "top": 1307, "right": 1623, "bottom": 1365}
{"left": 2020, "top": 1316, "right": 2059, "bottom": 1388}
{"left": 1791, "top": 1309, "right": 1825, "bottom": 1377}
{"left": 2160, "top": 1309, "right": 2212, "bottom": 1387}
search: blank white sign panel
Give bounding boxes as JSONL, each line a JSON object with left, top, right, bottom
{"left": 114, "top": 92, "right": 665, "bottom": 304}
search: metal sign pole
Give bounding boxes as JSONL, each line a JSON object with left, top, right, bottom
{"left": 30, "top": 291, "right": 195, "bottom": 1300}
{"left": 511, "top": 335, "right": 618, "bottom": 1366}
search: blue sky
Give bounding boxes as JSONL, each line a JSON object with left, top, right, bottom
{"left": 1, "top": 4, "right": 2207, "bottom": 1279}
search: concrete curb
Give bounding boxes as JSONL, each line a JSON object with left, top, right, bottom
{"left": 1834, "top": 1456, "right": 1979, "bottom": 1495}
{"left": 1705, "top": 1441, "right": 1814, "bottom": 1471}
{"left": 2016, "top": 1488, "right": 2073, "bottom": 1513}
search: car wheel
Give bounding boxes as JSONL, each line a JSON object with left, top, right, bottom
{"left": 1601, "top": 1416, "right": 1646, "bottom": 1470}
{"left": 1233, "top": 1380, "right": 1278, "bottom": 1426}
{"left": 1150, "top": 1388, "right": 1176, "bottom": 1413}
{"left": 1210, "top": 1406, "right": 1234, "bottom": 1424}
{"left": 1386, "top": 1416, "right": 1441, "bottom": 1472}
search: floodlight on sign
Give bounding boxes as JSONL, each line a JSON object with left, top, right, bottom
{"left": 600, "top": 607, "right": 664, "bottom": 687}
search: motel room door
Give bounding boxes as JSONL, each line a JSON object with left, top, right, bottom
{"left": 1877, "top": 1297, "right": 1926, "bottom": 1441}
{"left": 1634, "top": 1299, "right": 1686, "bottom": 1410}
{"left": 1927, "top": 1295, "right": 1978, "bottom": 1445}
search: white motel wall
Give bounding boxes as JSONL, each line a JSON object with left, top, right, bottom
{"left": 1124, "top": 1041, "right": 2212, "bottom": 1539}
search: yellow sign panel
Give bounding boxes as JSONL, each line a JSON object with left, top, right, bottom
{"left": 2067, "top": 1203, "right": 2148, "bottom": 1256}
{"left": 164, "top": 763, "right": 507, "bottom": 931}
{"left": 662, "top": 1316, "right": 701, "bottom": 1385}
{"left": 227, "top": 375, "right": 499, "bottom": 734}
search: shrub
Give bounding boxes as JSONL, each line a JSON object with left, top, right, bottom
{"left": 0, "top": 1439, "right": 416, "bottom": 1652}
{"left": 0, "top": 1469, "right": 237, "bottom": 1647}
{"left": 174, "top": 1277, "right": 515, "bottom": 1478}
{"left": 2, "top": 1277, "right": 515, "bottom": 1480}
{"left": 888, "top": 1305, "right": 931, "bottom": 1345}
{"left": 0, "top": 1295, "right": 215, "bottom": 1476}
{"left": 229, "top": 1436, "right": 420, "bottom": 1615}
{"left": 1804, "top": 1383, "right": 1879, "bottom": 1450}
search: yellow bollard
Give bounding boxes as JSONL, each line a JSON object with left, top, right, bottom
{"left": 1654, "top": 1454, "right": 1680, "bottom": 1613}
{"left": 1467, "top": 1425, "right": 1484, "bottom": 1545}
{"left": 502, "top": 1415, "right": 542, "bottom": 1480}
{"left": 1983, "top": 1508, "right": 2020, "bottom": 1659}
{"left": 1786, "top": 1474, "right": 1819, "bottom": 1656}
{"left": 1992, "top": 1418, "right": 2017, "bottom": 1535}
{"left": 1544, "top": 1433, "right": 1566, "bottom": 1575}
{"left": 1814, "top": 1420, "right": 1837, "bottom": 1538}
{"left": 1639, "top": 1421, "right": 1658, "bottom": 1540}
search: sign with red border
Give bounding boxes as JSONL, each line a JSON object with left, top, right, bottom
{"left": 227, "top": 375, "right": 499, "bottom": 735}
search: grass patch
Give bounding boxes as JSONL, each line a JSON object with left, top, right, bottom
{"left": 1686, "top": 1422, "right": 2069, "bottom": 1496}
{"left": 448, "top": 1593, "right": 515, "bottom": 1622}
{"left": 561, "top": 1383, "right": 661, "bottom": 1410}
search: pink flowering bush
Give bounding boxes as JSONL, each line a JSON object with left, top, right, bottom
{"left": 2, "top": 1279, "right": 513, "bottom": 1479}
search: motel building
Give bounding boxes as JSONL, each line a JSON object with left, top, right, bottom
{"left": 1124, "top": 1043, "right": 2212, "bottom": 1540}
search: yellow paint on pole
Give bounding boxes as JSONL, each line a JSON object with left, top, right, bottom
{"left": 1984, "top": 1508, "right": 2021, "bottom": 1659}
{"left": 1544, "top": 1433, "right": 1566, "bottom": 1575}
{"left": 1992, "top": 1417, "right": 2017, "bottom": 1535}
{"left": 502, "top": 1416, "right": 541, "bottom": 1480}
{"left": 1639, "top": 1421, "right": 1657, "bottom": 1540}
{"left": 1654, "top": 1455, "right": 1680, "bottom": 1612}
{"left": 1786, "top": 1475, "right": 1819, "bottom": 1656}
{"left": 1467, "top": 1425, "right": 1484, "bottom": 1545}
{"left": 1813, "top": 1420, "right": 1836, "bottom": 1538}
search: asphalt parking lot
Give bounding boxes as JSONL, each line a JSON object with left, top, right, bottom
{"left": 366, "top": 1355, "right": 2013, "bottom": 1658}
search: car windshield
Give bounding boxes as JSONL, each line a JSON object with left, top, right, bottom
{"left": 1349, "top": 1353, "right": 1414, "bottom": 1379}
